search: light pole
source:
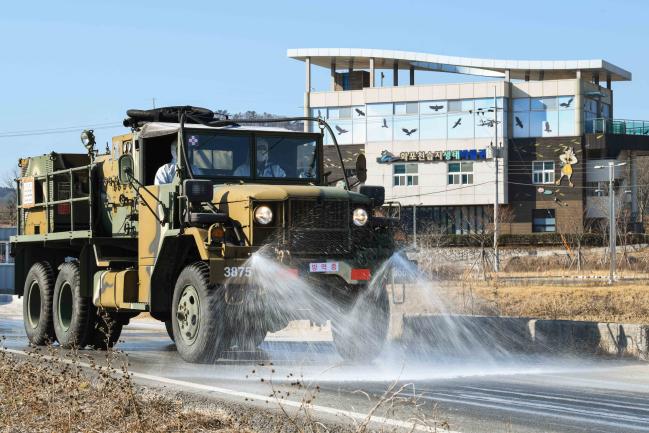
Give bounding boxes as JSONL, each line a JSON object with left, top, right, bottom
{"left": 490, "top": 87, "right": 501, "bottom": 273}
{"left": 594, "top": 161, "right": 626, "bottom": 284}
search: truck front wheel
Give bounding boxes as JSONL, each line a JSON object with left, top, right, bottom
{"left": 23, "top": 262, "right": 56, "bottom": 346}
{"left": 172, "top": 262, "right": 227, "bottom": 363}
{"left": 332, "top": 283, "right": 390, "bottom": 363}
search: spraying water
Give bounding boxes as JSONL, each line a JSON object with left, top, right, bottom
{"left": 213, "top": 245, "right": 560, "bottom": 382}
{"left": 134, "top": 246, "right": 611, "bottom": 388}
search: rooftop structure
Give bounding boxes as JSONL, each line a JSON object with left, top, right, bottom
{"left": 288, "top": 48, "right": 631, "bottom": 85}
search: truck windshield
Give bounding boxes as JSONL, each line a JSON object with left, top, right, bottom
{"left": 185, "top": 132, "right": 318, "bottom": 180}
{"left": 255, "top": 136, "right": 317, "bottom": 179}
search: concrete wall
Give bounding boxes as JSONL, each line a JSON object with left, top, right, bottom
{"left": 397, "top": 315, "right": 649, "bottom": 360}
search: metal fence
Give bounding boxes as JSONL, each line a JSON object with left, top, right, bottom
{"left": 586, "top": 118, "right": 649, "bottom": 136}
{"left": 0, "top": 227, "right": 15, "bottom": 295}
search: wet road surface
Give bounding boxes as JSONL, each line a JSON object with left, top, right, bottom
{"left": 2, "top": 309, "right": 649, "bottom": 433}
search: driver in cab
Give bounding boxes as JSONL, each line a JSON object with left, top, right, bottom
{"left": 234, "top": 138, "right": 286, "bottom": 177}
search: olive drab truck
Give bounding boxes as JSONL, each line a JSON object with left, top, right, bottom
{"left": 11, "top": 106, "right": 399, "bottom": 363}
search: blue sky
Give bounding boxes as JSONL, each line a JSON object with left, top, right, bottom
{"left": 1, "top": 0, "right": 648, "bottom": 175}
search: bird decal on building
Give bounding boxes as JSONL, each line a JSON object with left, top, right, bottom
{"left": 478, "top": 119, "right": 496, "bottom": 127}
{"left": 382, "top": 118, "right": 389, "bottom": 128}
{"left": 335, "top": 125, "right": 349, "bottom": 135}
{"left": 429, "top": 104, "right": 444, "bottom": 111}
{"left": 544, "top": 122, "right": 552, "bottom": 133}
{"left": 559, "top": 97, "right": 574, "bottom": 108}
{"left": 452, "top": 118, "right": 462, "bottom": 128}
{"left": 355, "top": 108, "right": 365, "bottom": 116}
{"left": 515, "top": 116, "right": 524, "bottom": 128}
{"left": 402, "top": 128, "right": 417, "bottom": 136}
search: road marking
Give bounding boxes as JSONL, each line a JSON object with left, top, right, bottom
{"left": 2, "top": 347, "right": 459, "bottom": 433}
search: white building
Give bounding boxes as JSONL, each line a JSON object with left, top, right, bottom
{"left": 289, "top": 48, "right": 645, "bottom": 234}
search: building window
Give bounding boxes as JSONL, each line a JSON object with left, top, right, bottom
{"left": 393, "top": 163, "right": 418, "bottom": 186}
{"left": 448, "top": 162, "right": 474, "bottom": 185}
{"left": 366, "top": 103, "right": 393, "bottom": 116}
{"left": 395, "top": 102, "right": 419, "bottom": 115}
{"left": 533, "top": 209, "right": 556, "bottom": 232}
{"left": 532, "top": 161, "right": 555, "bottom": 184}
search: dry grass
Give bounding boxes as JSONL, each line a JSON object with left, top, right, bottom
{"left": 445, "top": 282, "right": 649, "bottom": 324}
{"left": 0, "top": 345, "right": 248, "bottom": 433}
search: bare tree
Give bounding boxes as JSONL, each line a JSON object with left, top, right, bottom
{"left": 561, "top": 207, "right": 595, "bottom": 272}
{"left": 417, "top": 222, "right": 452, "bottom": 279}
{"left": 635, "top": 156, "right": 649, "bottom": 230}
{"left": 465, "top": 205, "right": 514, "bottom": 280}
{"left": 1, "top": 168, "right": 18, "bottom": 226}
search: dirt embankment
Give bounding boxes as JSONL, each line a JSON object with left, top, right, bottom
{"left": 490, "top": 284, "right": 649, "bottom": 323}
{"left": 443, "top": 283, "right": 649, "bottom": 324}
{"left": 0, "top": 347, "right": 249, "bottom": 433}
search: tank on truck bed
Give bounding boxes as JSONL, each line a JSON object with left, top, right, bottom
{"left": 11, "top": 106, "right": 400, "bottom": 363}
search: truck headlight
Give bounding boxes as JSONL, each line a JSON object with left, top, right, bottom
{"left": 352, "top": 208, "right": 368, "bottom": 226}
{"left": 254, "top": 205, "right": 273, "bottom": 225}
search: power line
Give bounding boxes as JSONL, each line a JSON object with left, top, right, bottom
{"left": 0, "top": 122, "right": 123, "bottom": 138}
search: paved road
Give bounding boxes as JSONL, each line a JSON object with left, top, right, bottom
{"left": 2, "top": 304, "right": 649, "bottom": 433}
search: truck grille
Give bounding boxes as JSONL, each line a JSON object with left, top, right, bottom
{"left": 288, "top": 199, "right": 350, "bottom": 254}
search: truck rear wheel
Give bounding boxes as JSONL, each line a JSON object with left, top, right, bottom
{"left": 332, "top": 284, "right": 390, "bottom": 363}
{"left": 53, "top": 262, "right": 93, "bottom": 348}
{"left": 172, "top": 262, "right": 227, "bottom": 363}
{"left": 23, "top": 262, "right": 56, "bottom": 346}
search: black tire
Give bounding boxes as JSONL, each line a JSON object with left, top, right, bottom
{"left": 22, "top": 262, "right": 56, "bottom": 346}
{"left": 332, "top": 284, "right": 390, "bottom": 362}
{"left": 164, "top": 319, "right": 175, "bottom": 342}
{"left": 53, "top": 262, "right": 93, "bottom": 348}
{"left": 172, "top": 262, "right": 227, "bottom": 363}
{"left": 88, "top": 310, "right": 124, "bottom": 350}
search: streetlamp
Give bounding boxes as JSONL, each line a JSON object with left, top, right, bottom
{"left": 594, "top": 161, "right": 627, "bottom": 284}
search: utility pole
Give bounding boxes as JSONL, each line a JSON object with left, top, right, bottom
{"left": 595, "top": 161, "right": 626, "bottom": 284}
{"left": 493, "top": 86, "right": 499, "bottom": 273}
{"left": 608, "top": 162, "right": 615, "bottom": 284}
{"left": 152, "top": 97, "right": 156, "bottom": 109}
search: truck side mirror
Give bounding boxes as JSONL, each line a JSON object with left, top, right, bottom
{"left": 359, "top": 185, "right": 385, "bottom": 207}
{"left": 118, "top": 154, "right": 134, "bottom": 185}
{"left": 355, "top": 154, "right": 367, "bottom": 183}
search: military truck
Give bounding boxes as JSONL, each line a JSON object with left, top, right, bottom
{"left": 11, "top": 106, "right": 399, "bottom": 363}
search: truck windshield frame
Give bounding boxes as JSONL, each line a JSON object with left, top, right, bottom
{"left": 183, "top": 129, "right": 321, "bottom": 184}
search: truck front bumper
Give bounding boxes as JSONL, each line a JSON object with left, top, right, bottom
{"left": 209, "top": 257, "right": 371, "bottom": 286}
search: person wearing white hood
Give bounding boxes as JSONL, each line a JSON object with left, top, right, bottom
{"left": 233, "top": 137, "right": 286, "bottom": 177}
{"left": 154, "top": 141, "right": 177, "bottom": 185}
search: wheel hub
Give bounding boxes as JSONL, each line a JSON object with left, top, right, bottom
{"left": 177, "top": 285, "right": 200, "bottom": 345}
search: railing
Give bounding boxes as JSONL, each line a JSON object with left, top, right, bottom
{"left": 17, "top": 165, "right": 93, "bottom": 236}
{"left": 586, "top": 118, "right": 649, "bottom": 136}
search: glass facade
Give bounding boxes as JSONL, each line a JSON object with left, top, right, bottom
{"left": 513, "top": 95, "right": 576, "bottom": 138}
{"left": 313, "top": 97, "right": 507, "bottom": 144}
